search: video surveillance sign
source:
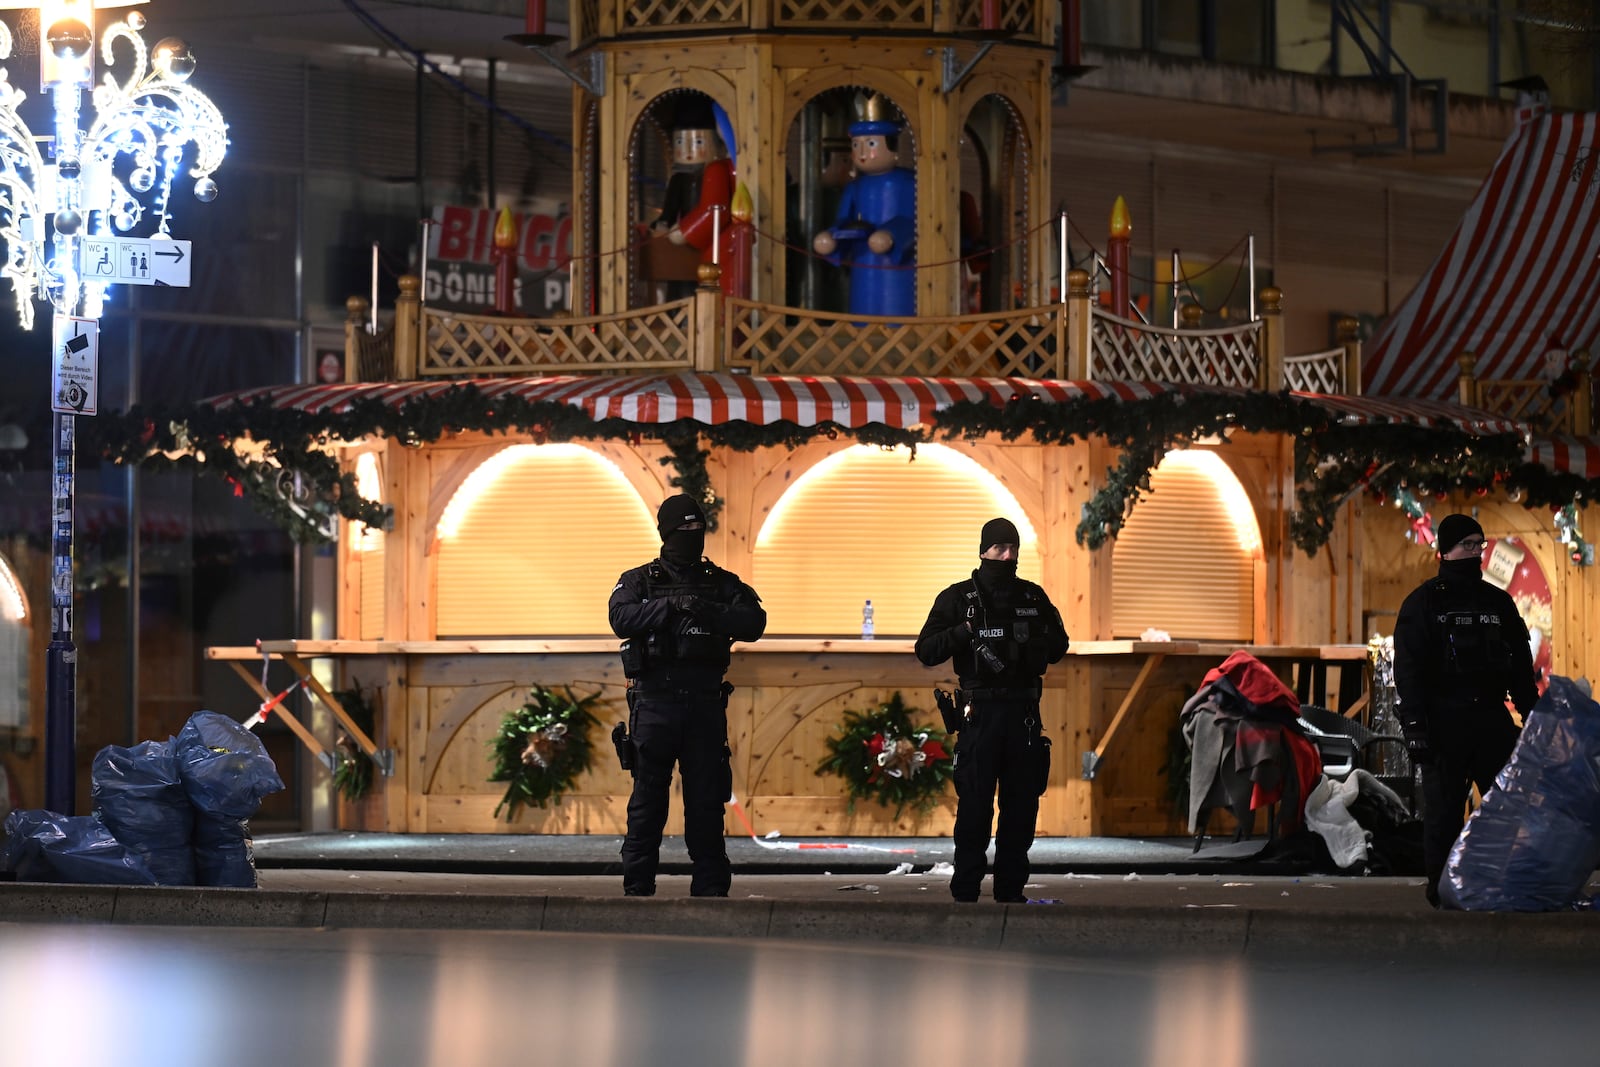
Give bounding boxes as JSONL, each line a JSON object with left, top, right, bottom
{"left": 51, "top": 315, "right": 98, "bottom": 416}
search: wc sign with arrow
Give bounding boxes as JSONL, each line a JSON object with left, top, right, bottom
{"left": 78, "top": 237, "right": 193, "bottom": 287}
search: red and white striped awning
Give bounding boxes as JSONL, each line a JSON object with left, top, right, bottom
{"left": 1363, "top": 111, "right": 1600, "bottom": 399}
{"left": 1293, "top": 392, "right": 1522, "bottom": 435}
{"left": 213, "top": 373, "right": 1176, "bottom": 429}
{"left": 1527, "top": 435, "right": 1600, "bottom": 479}
{"left": 211, "top": 373, "right": 1522, "bottom": 436}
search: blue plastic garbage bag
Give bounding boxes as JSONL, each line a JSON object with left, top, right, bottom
{"left": 91, "top": 739, "right": 195, "bottom": 886}
{"left": 174, "top": 710, "right": 284, "bottom": 887}
{"left": 174, "top": 710, "right": 285, "bottom": 818}
{"left": 1442, "top": 676, "right": 1600, "bottom": 911}
{"left": 192, "top": 814, "right": 258, "bottom": 888}
{"left": 0, "top": 809, "right": 157, "bottom": 885}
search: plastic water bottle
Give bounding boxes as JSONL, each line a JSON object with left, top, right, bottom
{"left": 861, "top": 599, "right": 874, "bottom": 640}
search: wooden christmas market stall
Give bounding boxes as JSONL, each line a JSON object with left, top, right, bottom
{"left": 93, "top": 0, "right": 1600, "bottom": 839}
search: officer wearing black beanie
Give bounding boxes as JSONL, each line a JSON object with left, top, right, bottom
{"left": 1393, "top": 512, "right": 1538, "bottom": 907}
{"left": 914, "top": 517, "right": 1067, "bottom": 903}
{"left": 608, "top": 494, "right": 766, "bottom": 897}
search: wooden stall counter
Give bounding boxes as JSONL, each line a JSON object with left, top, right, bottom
{"left": 207, "top": 638, "right": 1368, "bottom": 839}
{"left": 208, "top": 638, "right": 957, "bottom": 838}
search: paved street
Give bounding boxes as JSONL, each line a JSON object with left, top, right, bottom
{"left": 5, "top": 832, "right": 1600, "bottom": 1064}
{"left": 2, "top": 911, "right": 1596, "bottom": 1067}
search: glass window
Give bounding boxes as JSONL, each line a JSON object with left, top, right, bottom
{"left": 1214, "top": 0, "right": 1271, "bottom": 65}
{"left": 1081, "top": 0, "right": 1141, "bottom": 48}
{"left": 132, "top": 169, "right": 302, "bottom": 323}
{"left": 1154, "top": 0, "right": 1203, "bottom": 57}
{"left": 0, "top": 552, "right": 27, "bottom": 730}
{"left": 134, "top": 322, "right": 298, "bottom": 406}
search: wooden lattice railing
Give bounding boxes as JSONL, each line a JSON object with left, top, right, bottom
{"left": 776, "top": 0, "right": 932, "bottom": 28}
{"left": 419, "top": 301, "right": 694, "bottom": 377}
{"left": 952, "top": 0, "right": 1035, "bottom": 35}
{"left": 624, "top": 0, "right": 747, "bottom": 30}
{"left": 1089, "top": 309, "right": 1262, "bottom": 386}
{"left": 1472, "top": 378, "right": 1591, "bottom": 434}
{"left": 1284, "top": 346, "right": 1345, "bottom": 394}
{"left": 355, "top": 270, "right": 1315, "bottom": 392}
{"left": 587, "top": 0, "right": 1049, "bottom": 35}
{"left": 1475, "top": 379, "right": 1551, "bottom": 421}
{"left": 724, "top": 299, "right": 1065, "bottom": 377}
{"left": 1460, "top": 352, "right": 1594, "bottom": 435}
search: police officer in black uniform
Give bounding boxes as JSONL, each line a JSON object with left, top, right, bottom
{"left": 1394, "top": 513, "right": 1538, "bottom": 907}
{"left": 609, "top": 494, "right": 766, "bottom": 897}
{"left": 915, "top": 518, "right": 1068, "bottom": 903}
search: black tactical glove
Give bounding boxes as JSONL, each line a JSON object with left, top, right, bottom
{"left": 668, "top": 595, "right": 714, "bottom": 620}
{"left": 1405, "top": 735, "right": 1432, "bottom": 766}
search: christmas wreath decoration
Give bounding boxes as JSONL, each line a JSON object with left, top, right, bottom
{"left": 816, "top": 692, "right": 953, "bottom": 818}
{"left": 330, "top": 685, "right": 378, "bottom": 803}
{"left": 488, "top": 685, "right": 603, "bottom": 820}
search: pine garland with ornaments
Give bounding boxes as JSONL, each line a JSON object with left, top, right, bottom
{"left": 816, "top": 692, "right": 953, "bottom": 818}
{"left": 82, "top": 381, "right": 1600, "bottom": 557}
{"left": 1554, "top": 502, "right": 1592, "bottom": 566}
{"left": 1391, "top": 486, "right": 1435, "bottom": 547}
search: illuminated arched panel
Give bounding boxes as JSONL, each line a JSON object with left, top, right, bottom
{"left": 754, "top": 444, "right": 1039, "bottom": 637}
{"left": 0, "top": 552, "right": 28, "bottom": 729}
{"left": 350, "top": 452, "right": 386, "bottom": 641}
{"left": 1112, "top": 450, "right": 1260, "bottom": 640}
{"left": 435, "top": 445, "right": 661, "bottom": 637}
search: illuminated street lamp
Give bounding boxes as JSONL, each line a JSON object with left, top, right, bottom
{"left": 0, "top": 0, "right": 226, "bottom": 812}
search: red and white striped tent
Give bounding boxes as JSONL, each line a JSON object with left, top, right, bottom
{"left": 1363, "top": 111, "right": 1600, "bottom": 400}
{"left": 212, "top": 372, "right": 1520, "bottom": 435}
{"left": 1528, "top": 435, "right": 1600, "bottom": 480}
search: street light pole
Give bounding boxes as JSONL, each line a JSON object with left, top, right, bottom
{"left": 0, "top": 0, "right": 226, "bottom": 813}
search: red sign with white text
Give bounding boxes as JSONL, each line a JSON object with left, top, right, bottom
{"left": 426, "top": 204, "right": 572, "bottom": 315}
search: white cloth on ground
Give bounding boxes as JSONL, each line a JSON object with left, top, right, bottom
{"left": 1304, "top": 774, "right": 1370, "bottom": 869}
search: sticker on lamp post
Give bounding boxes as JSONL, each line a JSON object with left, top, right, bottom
{"left": 51, "top": 316, "right": 98, "bottom": 416}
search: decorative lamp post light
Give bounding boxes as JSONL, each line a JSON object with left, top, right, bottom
{"left": 0, "top": 0, "right": 226, "bottom": 813}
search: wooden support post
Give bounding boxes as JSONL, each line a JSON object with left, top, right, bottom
{"left": 1258, "top": 286, "right": 1284, "bottom": 391}
{"left": 344, "top": 295, "right": 369, "bottom": 383}
{"left": 1457, "top": 351, "right": 1479, "bottom": 407}
{"left": 1081, "top": 651, "right": 1164, "bottom": 779}
{"left": 1065, "top": 268, "right": 1091, "bottom": 379}
{"left": 692, "top": 274, "right": 724, "bottom": 372}
{"left": 1337, "top": 315, "right": 1362, "bottom": 395}
{"left": 224, "top": 660, "right": 329, "bottom": 761}
{"left": 285, "top": 653, "right": 388, "bottom": 770}
{"left": 393, "top": 274, "right": 421, "bottom": 380}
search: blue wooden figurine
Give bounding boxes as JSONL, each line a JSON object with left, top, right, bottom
{"left": 812, "top": 95, "right": 916, "bottom": 318}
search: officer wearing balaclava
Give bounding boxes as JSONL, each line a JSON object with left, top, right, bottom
{"left": 1394, "top": 513, "right": 1538, "bottom": 907}
{"left": 915, "top": 517, "right": 1068, "bottom": 903}
{"left": 608, "top": 494, "right": 766, "bottom": 897}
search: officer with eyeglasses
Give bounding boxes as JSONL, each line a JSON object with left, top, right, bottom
{"left": 1393, "top": 513, "right": 1538, "bottom": 907}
